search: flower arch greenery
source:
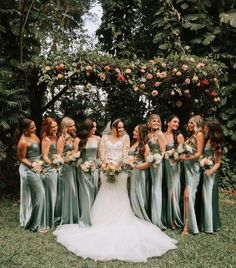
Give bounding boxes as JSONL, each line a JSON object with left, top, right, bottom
{"left": 37, "top": 51, "right": 225, "bottom": 133}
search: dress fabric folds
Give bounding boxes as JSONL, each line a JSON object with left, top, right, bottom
{"left": 77, "top": 141, "right": 99, "bottom": 226}
{"left": 164, "top": 142, "right": 183, "bottom": 228}
{"left": 201, "top": 147, "right": 221, "bottom": 233}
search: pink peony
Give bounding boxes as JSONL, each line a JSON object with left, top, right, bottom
{"left": 176, "top": 71, "right": 182, "bottom": 77}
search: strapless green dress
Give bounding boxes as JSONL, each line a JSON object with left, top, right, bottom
{"left": 77, "top": 141, "right": 99, "bottom": 226}
{"left": 148, "top": 138, "right": 165, "bottom": 229}
{"left": 201, "top": 146, "right": 221, "bottom": 233}
{"left": 42, "top": 143, "right": 58, "bottom": 228}
{"left": 23, "top": 142, "right": 46, "bottom": 231}
{"left": 164, "top": 142, "right": 183, "bottom": 228}
{"left": 60, "top": 144, "right": 79, "bottom": 224}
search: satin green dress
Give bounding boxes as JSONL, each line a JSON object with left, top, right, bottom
{"left": 129, "top": 148, "right": 151, "bottom": 222}
{"left": 42, "top": 143, "right": 58, "bottom": 228}
{"left": 77, "top": 140, "right": 99, "bottom": 226}
{"left": 60, "top": 144, "right": 79, "bottom": 224}
{"left": 148, "top": 138, "right": 165, "bottom": 229}
{"left": 24, "top": 142, "right": 46, "bottom": 231}
{"left": 202, "top": 146, "right": 221, "bottom": 233}
{"left": 164, "top": 142, "right": 183, "bottom": 228}
{"left": 183, "top": 138, "right": 200, "bottom": 234}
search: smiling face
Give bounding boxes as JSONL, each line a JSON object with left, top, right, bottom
{"left": 187, "top": 119, "right": 195, "bottom": 132}
{"left": 89, "top": 122, "right": 97, "bottom": 136}
{"left": 50, "top": 121, "right": 58, "bottom": 136}
{"left": 67, "top": 121, "right": 76, "bottom": 135}
{"left": 116, "top": 122, "right": 124, "bottom": 137}
{"left": 133, "top": 126, "right": 139, "bottom": 140}
{"left": 168, "top": 117, "right": 179, "bottom": 131}
{"left": 28, "top": 121, "right": 37, "bottom": 134}
{"left": 149, "top": 118, "right": 161, "bottom": 131}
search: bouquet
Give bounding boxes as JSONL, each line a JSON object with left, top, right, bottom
{"left": 31, "top": 159, "right": 44, "bottom": 173}
{"left": 199, "top": 157, "right": 214, "bottom": 170}
{"left": 80, "top": 160, "right": 97, "bottom": 174}
{"left": 147, "top": 152, "right": 163, "bottom": 168}
{"left": 51, "top": 154, "right": 64, "bottom": 169}
{"left": 121, "top": 156, "right": 137, "bottom": 173}
{"left": 100, "top": 161, "right": 122, "bottom": 183}
{"left": 63, "top": 151, "right": 81, "bottom": 166}
{"left": 164, "top": 149, "right": 179, "bottom": 165}
{"left": 177, "top": 143, "right": 193, "bottom": 155}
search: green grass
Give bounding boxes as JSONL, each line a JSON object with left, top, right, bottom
{"left": 0, "top": 192, "right": 236, "bottom": 268}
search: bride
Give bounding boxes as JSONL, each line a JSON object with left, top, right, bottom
{"left": 53, "top": 119, "right": 177, "bottom": 262}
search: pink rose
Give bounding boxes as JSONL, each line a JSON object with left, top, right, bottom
{"left": 154, "top": 81, "right": 161, "bottom": 87}
{"left": 146, "top": 73, "right": 153, "bottom": 79}
{"left": 181, "top": 64, "right": 189, "bottom": 71}
{"left": 185, "top": 78, "right": 191, "bottom": 85}
{"left": 151, "top": 90, "right": 159, "bottom": 96}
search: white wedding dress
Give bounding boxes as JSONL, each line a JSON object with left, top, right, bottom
{"left": 53, "top": 135, "right": 177, "bottom": 262}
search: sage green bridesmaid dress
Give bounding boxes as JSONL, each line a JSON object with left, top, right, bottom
{"left": 77, "top": 140, "right": 99, "bottom": 226}
{"left": 42, "top": 143, "right": 58, "bottom": 228}
{"left": 183, "top": 138, "right": 200, "bottom": 234}
{"left": 148, "top": 138, "right": 165, "bottom": 229}
{"left": 164, "top": 142, "right": 183, "bottom": 228}
{"left": 24, "top": 142, "right": 46, "bottom": 231}
{"left": 129, "top": 148, "right": 151, "bottom": 222}
{"left": 202, "top": 146, "right": 221, "bottom": 233}
{"left": 60, "top": 144, "right": 79, "bottom": 224}
{"left": 19, "top": 163, "right": 31, "bottom": 227}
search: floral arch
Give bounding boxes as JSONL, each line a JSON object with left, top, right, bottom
{"left": 36, "top": 52, "right": 224, "bottom": 131}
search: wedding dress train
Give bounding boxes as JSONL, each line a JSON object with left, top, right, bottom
{"left": 54, "top": 135, "right": 177, "bottom": 262}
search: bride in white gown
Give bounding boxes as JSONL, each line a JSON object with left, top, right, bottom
{"left": 53, "top": 119, "right": 177, "bottom": 262}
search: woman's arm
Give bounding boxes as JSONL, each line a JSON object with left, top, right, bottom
{"left": 135, "top": 144, "right": 150, "bottom": 170}
{"left": 177, "top": 133, "right": 185, "bottom": 145}
{"left": 158, "top": 131, "right": 167, "bottom": 153}
{"left": 42, "top": 137, "right": 52, "bottom": 165}
{"left": 73, "top": 137, "right": 80, "bottom": 152}
{"left": 205, "top": 151, "right": 221, "bottom": 176}
{"left": 57, "top": 136, "right": 65, "bottom": 155}
{"left": 17, "top": 140, "right": 32, "bottom": 168}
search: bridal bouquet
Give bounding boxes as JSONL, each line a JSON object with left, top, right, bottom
{"left": 164, "top": 149, "right": 179, "bottom": 165}
{"left": 51, "top": 154, "right": 64, "bottom": 169}
{"left": 100, "top": 161, "right": 122, "bottom": 183}
{"left": 147, "top": 152, "right": 163, "bottom": 168}
{"left": 199, "top": 157, "right": 214, "bottom": 170}
{"left": 31, "top": 159, "right": 44, "bottom": 173}
{"left": 63, "top": 151, "right": 81, "bottom": 166}
{"left": 177, "top": 143, "right": 193, "bottom": 155}
{"left": 80, "top": 160, "right": 97, "bottom": 174}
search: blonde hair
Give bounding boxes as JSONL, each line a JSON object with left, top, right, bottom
{"left": 147, "top": 114, "right": 162, "bottom": 130}
{"left": 59, "top": 117, "right": 76, "bottom": 139}
{"left": 188, "top": 115, "right": 204, "bottom": 133}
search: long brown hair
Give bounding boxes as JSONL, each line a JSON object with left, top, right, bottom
{"left": 78, "top": 118, "right": 94, "bottom": 150}
{"left": 137, "top": 124, "right": 149, "bottom": 157}
{"left": 205, "top": 120, "right": 224, "bottom": 155}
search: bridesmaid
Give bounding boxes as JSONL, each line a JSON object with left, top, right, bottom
{"left": 77, "top": 118, "right": 100, "bottom": 226}
{"left": 164, "top": 115, "right": 184, "bottom": 229}
{"left": 57, "top": 117, "right": 80, "bottom": 224}
{"left": 147, "top": 114, "right": 166, "bottom": 229}
{"left": 201, "top": 120, "right": 223, "bottom": 233}
{"left": 179, "top": 115, "right": 204, "bottom": 235}
{"left": 41, "top": 117, "right": 59, "bottom": 228}
{"left": 129, "top": 124, "right": 151, "bottom": 222}
{"left": 17, "top": 118, "right": 46, "bottom": 232}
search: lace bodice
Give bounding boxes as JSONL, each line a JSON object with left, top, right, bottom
{"left": 99, "top": 134, "right": 130, "bottom": 161}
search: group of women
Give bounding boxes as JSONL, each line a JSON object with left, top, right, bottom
{"left": 16, "top": 113, "right": 224, "bottom": 262}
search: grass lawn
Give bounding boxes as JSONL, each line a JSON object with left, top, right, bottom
{"left": 0, "top": 191, "right": 235, "bottom": 268}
